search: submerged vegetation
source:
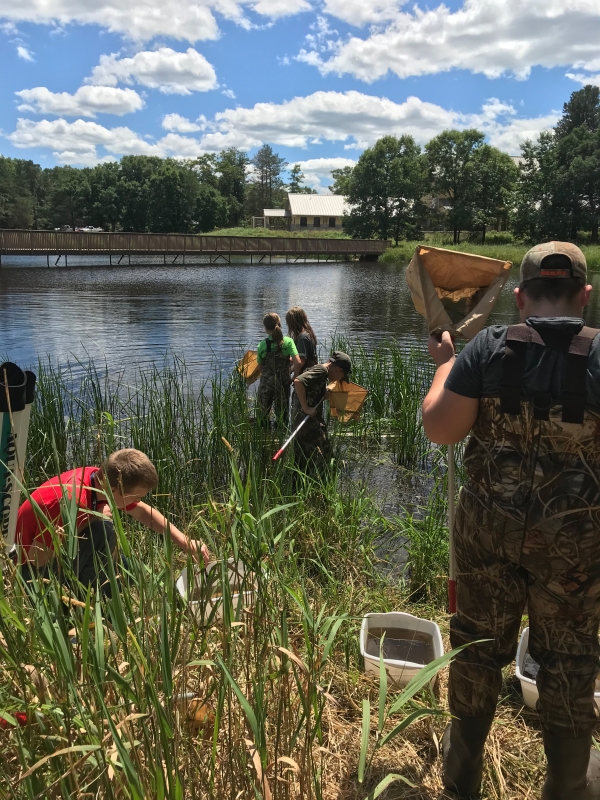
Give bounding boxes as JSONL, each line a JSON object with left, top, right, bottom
{"left": 1, "top": 344, "right": 549, "bottom": 797}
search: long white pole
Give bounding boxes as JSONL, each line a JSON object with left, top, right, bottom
{"left": 448, "top": 443, "right": 457, "bottom": 613}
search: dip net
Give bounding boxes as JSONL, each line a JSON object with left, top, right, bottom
{"left": 237, "top": 350, "right": 260, "bottom": 385}
{"left": 328, "top": 380, "right": 369, "bottom": 422}
{"left": 406, "top": 245, "right": 512, "bottom": 341}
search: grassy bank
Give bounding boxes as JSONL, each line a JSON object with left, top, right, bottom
{"left": 380, "top": 240, "right": 600, "bottom": 271}
{"left": 0, "top": 347, "right": 555, "bottom": 798}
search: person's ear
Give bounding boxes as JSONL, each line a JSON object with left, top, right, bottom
{"left": 514, "top": 286, "right": 525, "bottom": 310}
{"left": 581, "top": 284, "right": 593, "bottom": 308}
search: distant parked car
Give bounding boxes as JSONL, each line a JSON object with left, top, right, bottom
{"left": 54, "top": 225, "right": 73, "bottom": 231}
{"left": 75, "top": 226, "right": 104, "bottom": 232}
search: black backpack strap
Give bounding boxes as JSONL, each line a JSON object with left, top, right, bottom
{"left": 500, "top": 325, "right": 536, "bottom": 415}
{"left": 562, "top": 327, "right": 600, "bottom": 423}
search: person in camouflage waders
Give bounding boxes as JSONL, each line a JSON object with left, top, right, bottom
{"left": 255, "top": 312, "right": 302, "bottom": 429}
{"left": 422, "top": 242, "right": 600, "bottom": 800}
{"left": 292, "top": 352, "right": 351, "bottom": 471}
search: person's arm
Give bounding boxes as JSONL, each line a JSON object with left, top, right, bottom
{"left": 422, "top": 332, "right": 479, "bottom": 444}
{"left": 293, "top": 377, "right": 317, "bottom": 416}
{"left": 291, "top": 354, "right": 302, "bottom": 372}
{"left": 126, "top": 502, "right": 210, "bottom": 564}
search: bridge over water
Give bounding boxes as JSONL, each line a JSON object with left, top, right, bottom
{"left": 0, "top": 230, "right": 389, "bottom": 265}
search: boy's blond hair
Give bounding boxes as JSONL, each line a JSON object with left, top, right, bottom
{"left": 100, "top": 449, "right": 158, "bottom": 494}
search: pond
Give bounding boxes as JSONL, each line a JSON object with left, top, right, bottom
{"left": 0, "top": 258, "right": 548, "bottom": 374}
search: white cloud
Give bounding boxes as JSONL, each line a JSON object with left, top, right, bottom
{"left": 16, "top": 44, "right": 34, "bottom": 61}
{"left": 202, "top": 91, "right": 459, "bottom": 150}
{"left": 303, "top": 0, "right": 600, "bottom": 82}
{"left": 323, "top": 0, "right": 403, "bottom": 26}
{"left": 87, "top": 48, "right": 217, "bottom": 95}
{"left": 250, "top": 0, "right": 310, "bottom": 17}
{"left": 292, "top": 157, "right": 357, "bottom": 192}
{"left": 6, "top": 117, "right": 203, "bottom": 165}
{"left": 5, "top": 92, "right": 557, "bottom": 167}
{"left": 567, "top": 72, "right": 600, "bottom": 88}
{"left": 0, "top": 0, "right": 310, "bottom": 43}
{"left": 16, "top": 86, "right": 144, "bottom": 117}
{"left": 1, "top": 21, "right": 18, "bottom": 33}
{"left": 161, "top": 113, "right": 204, "bottom": 133}
{"left": 222, "top": 88, "right": 236, "bottom": 99}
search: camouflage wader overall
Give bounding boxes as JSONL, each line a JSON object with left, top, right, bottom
{"left": 450, "top": 323, "right": 600, "bottom": 738}
{"left": 291, "top": 371, "right": 331, "bottom": 470}
{"left": 256, "top": 339, "right": 290, "bottom": 427}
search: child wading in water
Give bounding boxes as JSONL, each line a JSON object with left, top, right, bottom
{"left": 286, "top": 306, "right": 318, "bottom": 376}
{"left": 255, "top": 312, "right": 302, "bottom": 428}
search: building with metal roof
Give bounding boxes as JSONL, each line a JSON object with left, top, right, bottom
{"left": 259, "top": 193, "right": 350, "bottom": 231}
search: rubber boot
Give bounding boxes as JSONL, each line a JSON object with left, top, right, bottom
{"left": 442, "top": 713, "right": 495, "bottom": 799}
{"left": 542, "top": 731, "right": 600, "bottom": 800}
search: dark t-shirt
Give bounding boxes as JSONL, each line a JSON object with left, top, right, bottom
{"left": 295, "top": 332, "right": 317, "bottom": 364}
{"left": 445, "top": 316, "right": 600, "bottom": 408}
{"left": 295, "top": 364, "right": 328, "bottom": 422}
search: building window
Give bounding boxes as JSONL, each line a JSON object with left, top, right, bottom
{"left": 313, "top": 217, "right": 321, "bottom": 227}
{"left": 300, "top": 216, "right": 307, "bottom": 227}
{"left": 328, "top": 217, "right": 336, "bottom": 228}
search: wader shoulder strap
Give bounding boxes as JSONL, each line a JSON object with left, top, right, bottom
{"left": 265, "top": 338, "right": 273, "bottom": 353}
{"left": 500, "top": 325, "right": 541, "bottom": 415}
{"left": 562, "top": 327, "right": 600, "bottom": 424}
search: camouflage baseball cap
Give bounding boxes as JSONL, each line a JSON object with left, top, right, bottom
{"left": 520, "top": 241, "right": 587, "bottom": 282}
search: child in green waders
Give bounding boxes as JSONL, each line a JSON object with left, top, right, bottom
{"left": 255, "top": 312, "right": 302, "bottom": 429}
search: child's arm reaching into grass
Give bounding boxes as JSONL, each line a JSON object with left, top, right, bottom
{"left": 127, "top": 502, "right": 210, "bottom": 564}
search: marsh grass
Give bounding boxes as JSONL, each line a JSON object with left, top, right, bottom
{"left": 0, "top": 344, "right": 551, "bottom": 798}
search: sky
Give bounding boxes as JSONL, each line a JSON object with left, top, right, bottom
{"left": 1, "top": 0, "right": 600, "bottom": 191}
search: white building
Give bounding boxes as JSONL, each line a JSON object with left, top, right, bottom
{"left": 261, "top": 193, "right": 350, "bottom": 231}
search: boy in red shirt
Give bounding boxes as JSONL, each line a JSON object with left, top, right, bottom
{"left": 15, "top": 448, "right": 209, "bottom": 594}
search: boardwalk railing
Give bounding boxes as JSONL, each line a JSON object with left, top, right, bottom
{"left": 0, "top": 230, "right": 389, "bottom": 259}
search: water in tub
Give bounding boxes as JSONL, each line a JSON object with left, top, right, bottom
{"left": 366, "top": 627, "right": 435, "bottom": 664}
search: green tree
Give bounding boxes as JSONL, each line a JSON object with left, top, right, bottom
{"left": 513, "top": 132, "right": 568, "bottom": 242}
{"left": 343, "top": 135, "right": 426, "bottom": 244}
{"left": 555, "top": 85, "right": 600, "bottom": 139}
{"left": 0, "top": 157, "right": 36, "bottom": 229}
{"left": 189, "top": 154, "right": 219, "bottom": 188}
{"left": 330, "top": 166, "right": 353, "bottom": 195}
{"left": 247, "top": 144, "right": 287, "bottom": 217}
{"left": 119, "top": 156, "right": 163, "bottom": 231}
{"left": 425, "top": 129, "right": 485, "bottom": 244}
{"left": 216, "top": 148, "right": 249, "bottom": 227}
{"left": 194, "top": 184, "right": 229, "bottom": 232}
{"left": 88, "top": 162, "right": 122, "bottom": 231}
{"left": 287, "top": 164, "right": 316, "bottom": 194}
{"left": 46, "top": 166, "right": 90, "bottom": 230}
{"left": 468, "top": 145, "right": 518, "bottom": 243}
{"left": 147, "top": 161, "right": 198, "bottom": 233}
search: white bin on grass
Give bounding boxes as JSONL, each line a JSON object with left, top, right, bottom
{"left": 516, "top": 627, "right": 600, "bottom": 712}
{"left": 176, "top": 559, "right": 255, "bottom": 625}
{"left": 360, "top": 612, "right": 444, "bottom": 689}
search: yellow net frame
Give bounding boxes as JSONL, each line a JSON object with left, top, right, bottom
{"left": 328, "top": 380, "right": 369, "bottom": 422}
{"left": 237, "top": 350, "right": 261, "bottom": 385}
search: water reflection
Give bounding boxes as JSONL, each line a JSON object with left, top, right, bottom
{"left": 1, "top": 259, "right": 599, "bottom": 375}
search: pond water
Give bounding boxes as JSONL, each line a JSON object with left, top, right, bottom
{"left": 0, "top": 258, "right": 504, "bottom": 373}
{"left": 2, "top": 257, "right": 600, "bottom": 375}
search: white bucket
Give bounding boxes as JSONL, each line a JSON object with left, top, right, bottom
{"left": 515, "top": 627, "right": 600, "bottom": 712}
{"left": 176, "top": 559, "right": 255, "bottom": 625}
{"left": 360, "top": 612, "right": 444, "bottom": 689}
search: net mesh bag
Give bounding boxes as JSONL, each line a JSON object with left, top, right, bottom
{"left": 406, "top": 245, "right": 512, "bottom": 341}
{"left": 237, "top": 350, "right": 261, "bottom": 385}
{"left": 328, "top": 380, "right": 369, "bottom": 422}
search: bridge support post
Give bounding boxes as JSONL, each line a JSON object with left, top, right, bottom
{"left": 47, "top": 253, "right": 50, "bottom": 268}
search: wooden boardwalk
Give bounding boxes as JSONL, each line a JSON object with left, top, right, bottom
{"left": 0, "top": 230, "right": 389, "bottom": 265}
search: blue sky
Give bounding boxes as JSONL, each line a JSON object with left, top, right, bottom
{"left": 1, "top": 0, "right": 599, "bottom": 190}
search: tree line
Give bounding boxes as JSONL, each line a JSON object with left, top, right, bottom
{"left": 336, "top": 86, "right": 600, "bottom": 245}
{"left": 0, "top": 145, "right": 315, "bottom": 234}
{"left": 1, "top": 86, "right": 598, "bottom": 244}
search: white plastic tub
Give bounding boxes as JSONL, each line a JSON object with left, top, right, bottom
{"left": 516, "top": 627, "right": 600, "bottom": 712}
{"left": 176, "top": 559, "right": 255, "bottom": 625}
{"left": 360, "top": 612, "right": 444, "bottom": 689}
